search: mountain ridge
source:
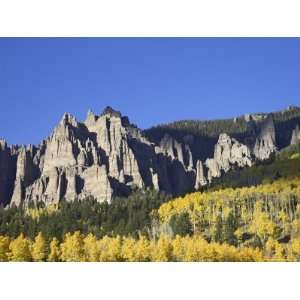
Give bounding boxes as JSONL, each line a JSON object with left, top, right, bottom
{"left": 1, "top": 105, "right": 300, "bottom": 207}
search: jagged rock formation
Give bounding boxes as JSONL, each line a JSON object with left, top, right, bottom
{"left": 205, "top": 133, "right": 252, "bottom": 183}
{"left": 1, "top": 106, "right": 297, "bottom": 207}
{"left": 253, "top": 115, "right": 277, "bottom": 160}
{"left": 0, "top": 140, "right": 18, "bottom": 206}
{"left": 0, "top": 107, "right": 196, "bottom": 207}
{"left": 194, "top": 160, "right": 207, "bottom": 189}
{"left": 291, "top": 125, "right": 300, "bottom": 145}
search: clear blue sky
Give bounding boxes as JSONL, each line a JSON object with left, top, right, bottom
{"left": 0, "top": 38, "right": 300, "bottom": 145}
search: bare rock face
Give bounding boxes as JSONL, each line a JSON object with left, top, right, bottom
{"left": 4, "top": 107, "right": 199, "bottom": 207}
{"left": 194, "top": 160, "right": 207, "bottom": 190}
{"left": 253, "top": 115, "right": 277, "bottom": 160}
{"left": 159, "top": 134, "right": 193, "bottom": 170}
{"left": 0, "top": 140, "right": 23, "bottom": 206}
{"left": 291, "top": 125, "right": 300, "bottom": 145}
{"left": 11, "top": 146, "right": 37, "bottom": 206}
{"left": 1, "top": 106, "right": 285, "bottom": 207}
{"left": 205, "top": 133, "right": 252, "bottom": 182}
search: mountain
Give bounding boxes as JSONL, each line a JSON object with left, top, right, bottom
{"left": 1, "top": 105, "right": 300, "bottom": 207}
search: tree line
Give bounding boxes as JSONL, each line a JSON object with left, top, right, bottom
{"left": 1, "top": 231, "right": 300, "bottom": 262}
{"left": 0, "top": 189, "right": 169, "bottom": 241}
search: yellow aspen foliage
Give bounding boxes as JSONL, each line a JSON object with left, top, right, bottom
{"left": 31, "top": 232, "right": 47, "bottom": 262}
{"left": 122, "top": 236, "right": 151, "bottom": 262}
{"left": 60, "top": 231, "right": 85, "bottom": 262}
{"left": 48, "top": 237, "right": 61, "bottom": 262}
{"left": 287, "top": 238, "right": 300, "bottom": 261}
{"left": 291, "top": 219, "right": 300, "bottom": 238}
{"left": 0, "top": 231, "right": 299, "bottom": 261}
{"left": 183, "top": 236, "right": 210, "bottom": 262}
{"left": 121, "top": 237, "right": 136, "bottom": 262}
{"left": 26, "top": 204, "right": 58, "bottom": 220}
{"left": 9, "top": 233, "right": 32, "bottom": 262}
{"left": 83, "top": 233, "right": 100, "bottom": 262}
{"left": 133, "top": 236, "right": 151, "bottom": 261}
{"left": 238, "top": 247, "right": 264, "bottom": 262}
{"left": 172, "top": 235, "right": 187, "bottom": 261}
{"left": 249, "top": 203, "right": 276, "bottom": 243}
{"left": 265, "top": 238, "right": 286, "bottom": 261}
{"left": 98, "top": 236, "right": 122, "bottom": 262}
{"left": 212, "top": 243, "right": 240, "bottom": 262}
{"left": 0, "top": 235, "right": 10, "bottom": 262}
{"left": 151, "top": 235, "right": 173, "bottom": 262}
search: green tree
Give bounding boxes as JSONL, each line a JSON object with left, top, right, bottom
{"left": 212, "top": 215, "right": 223, "bottom": 243}
{"left": 223, "top": 212, "right": 238, "bottom": 245}
{"left": 169, "top": 212, "right": 192, "bottom": 236}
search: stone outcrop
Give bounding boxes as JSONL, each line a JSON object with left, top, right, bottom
{"left": 0, "top": 140, "right": 19, "bottom": 206}
{"left": 1, "top": 107, "right": 197, "bottom": 207}
{"left": 204, "top": 133, "right": 252, "bottom": 183}
{"left": 0, "top": 106, "right": 284, "bottom": 207}
{"left": 291, "top": 125, "right": 300, "bottom": 145}
{"left": 194, "top": 160, "right": 207, "bottom": 190}
{"left": 159, "top": 134, "right": 193, "bottom": 170}
{"left": 253, "top": 115, "right": 277, "bottom": 160}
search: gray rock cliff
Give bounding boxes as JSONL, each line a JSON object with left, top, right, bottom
{"left": 0, "top": 106, "right": 284, "bottom": 207}
{"left": 291, "top": 125, "right": 300, "bottom": 145}
{"left": 253, "top": 115, "right": 277, "bottom": 160}
{"left": 205, "top": 133, "right": 253, "bottom": 183}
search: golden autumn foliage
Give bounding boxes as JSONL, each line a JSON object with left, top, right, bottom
{"left": 1, "top": 231, "right": 300, "bottom": 262}
{"left": 98, "top": 236, "right": 123, "bottom": 262}
{"left": 26, "top": 204, "right": 58, "bottom": 220}
{"left": 1, "top": 175, "right": 300, "bottom": 262}
{"left": 150, "top": 235, "right": 173, "bottom": 262}
{"left": 122, "top": 236, "right": 151, "bottom": 262}
{"left": 264, "top": 238, "right": 285, "bottom": 261}
{"left": 48, "top": 237, "right": 61, "bottom": 262}
{"left": 0, "top": 236, "right": 10, "bottom": 262}
{"left": 157, "top": 177, "right": 300, "bottom": 250}
{"left": 9, "top": 233, "right": 32, "bottom": 262}
{"left": 60, "top": 231, "right": 85, "bottom": 262}
{"left": 287, "top": 238, "right": 300, "bottom": 261}
{"left": 31, "top": 232, "right": 47, "bottom": 262}
{"left": 83, "top": 233, "right": 100, "bottom": 262}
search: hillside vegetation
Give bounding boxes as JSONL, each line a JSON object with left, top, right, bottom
{"left": 1, "top": 143, "right": 300, "bottom": 261}
{"left": 145, "top": 106, "right": 300, "bottom": 160}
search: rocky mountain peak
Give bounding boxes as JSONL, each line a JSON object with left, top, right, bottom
{"left": 60, "top": 112, "right": 78, "bottom": 127}
{"left": 1, "top": 105, "right": 294, "bottom": 207}
{"left": 101, "top": 106, "right": 122, "bottom": 118}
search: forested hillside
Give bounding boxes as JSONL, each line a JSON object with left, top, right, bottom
{"left": 145, "top": 106, "right": 300, "bottom": 161}
{"left": 1, "top": 145, "right": 300, "bottom": 261}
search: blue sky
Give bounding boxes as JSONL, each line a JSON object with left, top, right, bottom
{"left": 0, "top": 38, "right": 300, "bottom": 145}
